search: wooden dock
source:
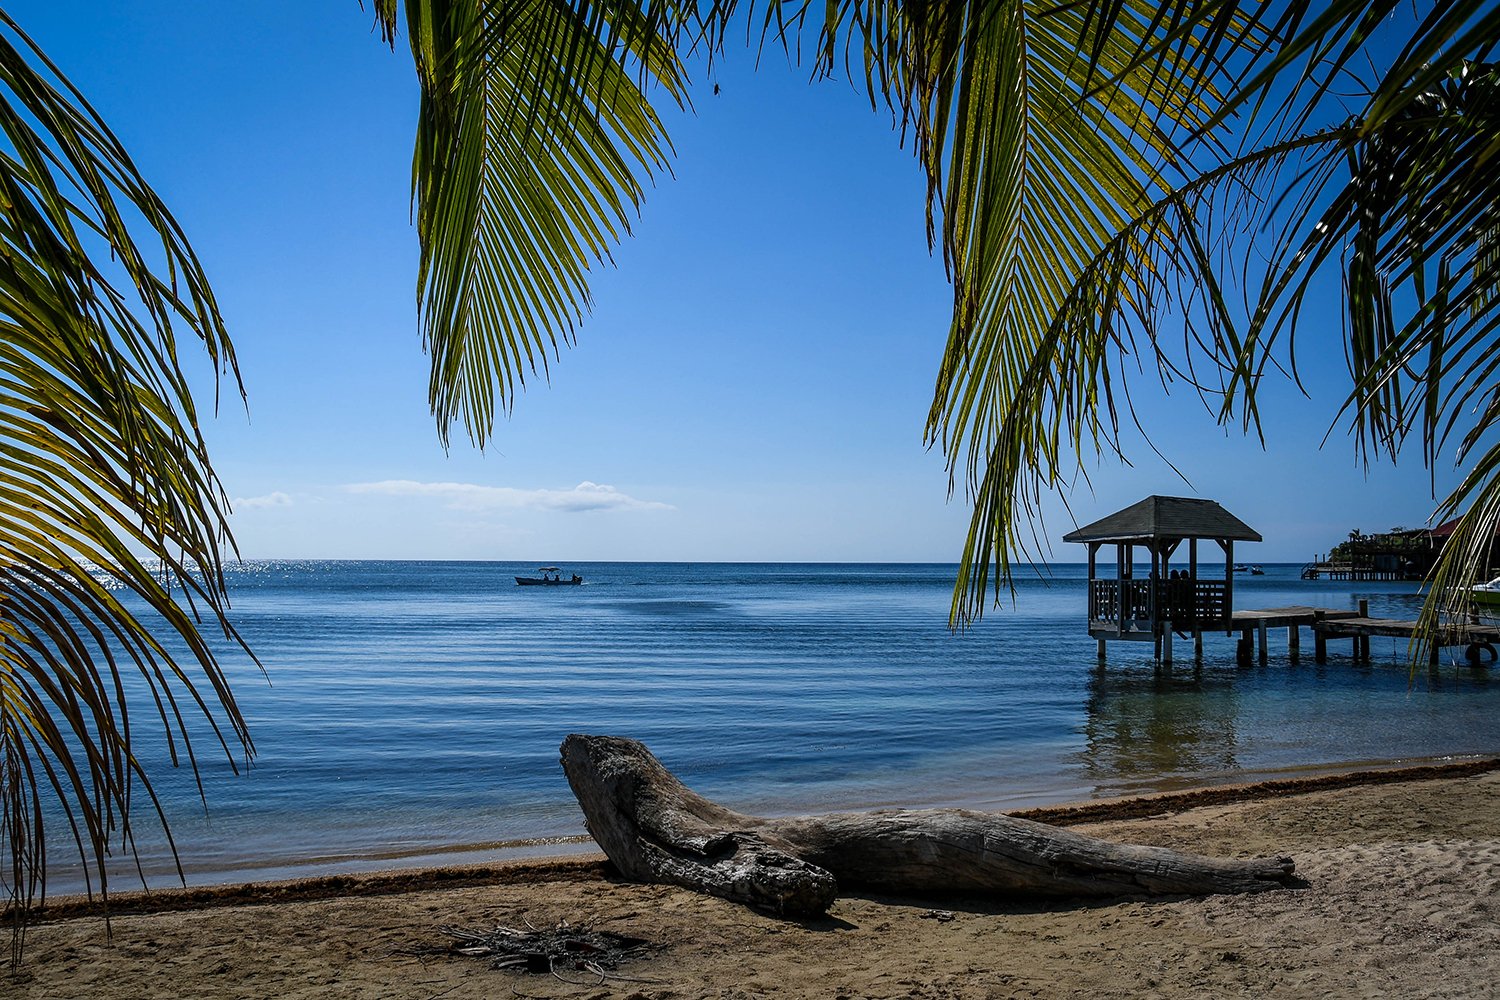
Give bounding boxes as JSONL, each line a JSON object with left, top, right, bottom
{"left": 1228, "top": 605, "right": 1500, "bottom": 667}
{"left": 1298, "top": 563, "right": 1415, "bottom": 582}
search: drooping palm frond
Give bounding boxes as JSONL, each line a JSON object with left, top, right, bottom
{"left": 937, "top": 115, "right": 1363, "bottom": 622}
{"left": 0, "top": 10, "right": 251, "bottom": 959}
{"left": 1304, "top": 65, "right": 1500, "bottom": 465}
{"left": 1155, "top": 57, "right": 1500, "bottom": 659}
{"left": 1314, "top": 61, "right": 1500, "bottom": 664}
{"left": 836, "top": 0, "right": 1240, "bottom": 622}
{"left": 936, "top": 26, "right": 1500, "bottom": 638}
{"left": 377, "top": 0, "right": 688, "bottom": 447}
{"left": 1061, "top": 0, "right": 1498, "bottom": 140}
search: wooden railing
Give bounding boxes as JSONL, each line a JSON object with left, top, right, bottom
{"left": 1088, "top": 578, "right": 1228, "bottom": 630}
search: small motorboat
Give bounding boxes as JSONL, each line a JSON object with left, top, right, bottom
{"left": 1470, "top": 578, "right": 1500, "bottom": 606}
{"left": 1248, "top": 565, "right": 1265, "bottom": 575}
{"left": 1232, "top": 563, "right": 1251, "bottom": 573}
{"left": 515, "top": 566, "right": 582, "bottom": 586}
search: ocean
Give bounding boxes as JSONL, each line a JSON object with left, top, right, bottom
{"left": 50, "top": 560, "right": 1500, "bottom": 894}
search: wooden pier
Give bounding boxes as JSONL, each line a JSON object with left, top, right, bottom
{"left": 1298, "top": 562, "right": 1414, "bottom": 581}
{"left": 1062, "top": 496, "right": 1495, "bottom": 669}
{"left": 1228, "top": 604, "right": 1500, "bottom": 667}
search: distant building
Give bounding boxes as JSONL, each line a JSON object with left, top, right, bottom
{"left": 1305, "top": 518, "right": 1500, "bottom": 581}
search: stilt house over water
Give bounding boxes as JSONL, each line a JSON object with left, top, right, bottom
{"left": 1063, "top": 496, "right": 1261, "bottom": 661}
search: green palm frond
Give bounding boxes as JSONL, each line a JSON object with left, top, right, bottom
{"left": 1313, "top": 64, "right": 1500, "bottom": 462}
{"left": 1061, "top": 1, "right": 1496, "bottom": 138}
{"left": 390, "top": 0, "right": 687, "bottom": 447}
{"left": 938, "top": 29, "right": 1500, "bottom": 641}
{"left": 1324, "top": 62, "right": 1500, "bottom": 662}
{"left": 0, "top": 10, "right": 251, "bottom": 957}
{"left": 849, "top": 0, "right": 1239, "bottom": 622}
{"left": 941, "top": 117, "right": 1363, "bottom": 622}
{"left": 1144, "top": 59, "right": 1500, "bottom": 660}
{"left": 1415, "top": 443, "right": 1500, "bottom": 667}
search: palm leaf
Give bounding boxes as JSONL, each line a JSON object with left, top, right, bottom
{"left": 944, "top": 117, "right": 1365, "bottom": 621}
{"left": 849, "top": 0, "right": 1235, "bottom": 622}
{"left": 938, "top": 39, "right": 1500, "bottom": 650}
{"left": 388, "top": 0, "right": 686, "bottom": 447}
{"left": 0, "top": 10, "right": 252, "bottom": 959}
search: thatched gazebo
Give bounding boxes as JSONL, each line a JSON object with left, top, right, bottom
{"left": 1063, "top": 495, "right": 1261, "bottom": 662}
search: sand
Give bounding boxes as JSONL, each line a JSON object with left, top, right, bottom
{"left": 10, "top": 764, "right": 1500, "bottom": 999}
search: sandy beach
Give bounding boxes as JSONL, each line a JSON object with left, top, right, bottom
{"left": 11, "top": 761, "right": 1500, "bottom": 999}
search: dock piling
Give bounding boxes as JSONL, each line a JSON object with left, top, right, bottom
{"left": 1357, "top": 600, "right": 1370, "bottom": 663}
{"left": 1094, "top": 604, "right": 1496, "bottom": 670}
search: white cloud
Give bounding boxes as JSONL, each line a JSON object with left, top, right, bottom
{"left": 344, "top": 479, "right": 674, "bottom": 513}
{"left": 233, "top": 491, "right": 294, "bottom": 510}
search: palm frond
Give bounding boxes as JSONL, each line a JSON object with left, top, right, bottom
{"left": 1061, "top": 1, "right": 1496, "bottom": 141}
{"left": 938, "top": 32, "right": 1500, "bottom": 642}
{"left": 944, "top": 119, "right": 1358, "bottom": 622}
{"left": 395, "top": 0, "right": 687, "bottom": 447}
{"left": 1212, "top": 63, "right": 1500, "bottom": 648}
{"left": 1309, "top": 64, "right": 1500, "bottom": 464}
{"left": 0, "top": 11, "right": 251, "bottom": 959}
{"left": 834, "top": 0, "right": 1239, "bottom": 622}
{"left": 1411, "top": 442, "right": 1500, "bottom": 667}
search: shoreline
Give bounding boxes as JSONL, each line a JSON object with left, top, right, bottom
{"left": 25, "top": 753, "right": 1498, "bottom": 922}
{"left": 14, "top": 756, "right": 1500, "bottom": 998}
{"left": 44, "top": 748, "right": 1500, "bottom": 900}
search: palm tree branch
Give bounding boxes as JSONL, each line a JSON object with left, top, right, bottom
{"left": 0, "top": 11, "right": 255, "bottom": 949}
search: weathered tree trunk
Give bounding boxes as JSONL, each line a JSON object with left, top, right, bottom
{"left": 560, "top": 734, "right": 1296, "bottom": 918}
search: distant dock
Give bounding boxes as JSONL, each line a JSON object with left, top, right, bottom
{"left": 1230, "top": 604, "right": 1499, "bottom": 667}
{"left": 1298, "top": 562, "right": 1415, "bottom": 582}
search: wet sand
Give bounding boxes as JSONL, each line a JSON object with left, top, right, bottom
{"left": 10, "top": 761, "right": 1500, "bottom": 998}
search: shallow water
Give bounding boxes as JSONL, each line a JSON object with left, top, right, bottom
{"left": 46, "top": 561, "right": 1500, "bottom": 893}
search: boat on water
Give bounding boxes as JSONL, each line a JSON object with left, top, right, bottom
{"left": 1233, "top": 563, "right": 1251, "bottom": 573}
{"left": 1471, "top": 578, "right": 1500, "bottom": 606}
{"left": 1248, "top": 565, "right": 1265, "bottom": 575}
{"left": 515, "top": 566, "right": 582, "bottom": 586}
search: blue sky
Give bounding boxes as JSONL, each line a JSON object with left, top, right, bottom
{"left": 12, "top": 2, "right": 1460, "bottom": 564}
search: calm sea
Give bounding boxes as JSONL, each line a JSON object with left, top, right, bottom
{"left": 51, "top": 561, "right": 1500, "bottom": 894}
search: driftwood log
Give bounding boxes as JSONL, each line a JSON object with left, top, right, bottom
{"left": 561, "top": 734, "right": 1296, "bottom": 917}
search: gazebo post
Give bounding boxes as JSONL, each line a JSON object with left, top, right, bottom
{"left": 1154, "top": 543, "right": 1161, "bottom": 662}
{"left": 1224, "top": 539, "right": 1235, "bottom": 627}
{"left": 1116, "top": 542, "right": 1126, "bottom": 631}
{"left": 1088, "top": 542, "right": 1106, "bottom": 662}
{"left": 1189, "top": 537, "right": 1203, "bottom": 661}
{"left": 1152, "top": 542, "right": 1164, "bottom": 653}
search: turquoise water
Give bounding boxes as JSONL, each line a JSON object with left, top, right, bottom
{"left": 51, "top": 561, "right": 1500, "bottom": 893}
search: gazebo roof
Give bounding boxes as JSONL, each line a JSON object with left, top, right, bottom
{"left": 1062, "top": 495, "right": 1261, "bottom": 544}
